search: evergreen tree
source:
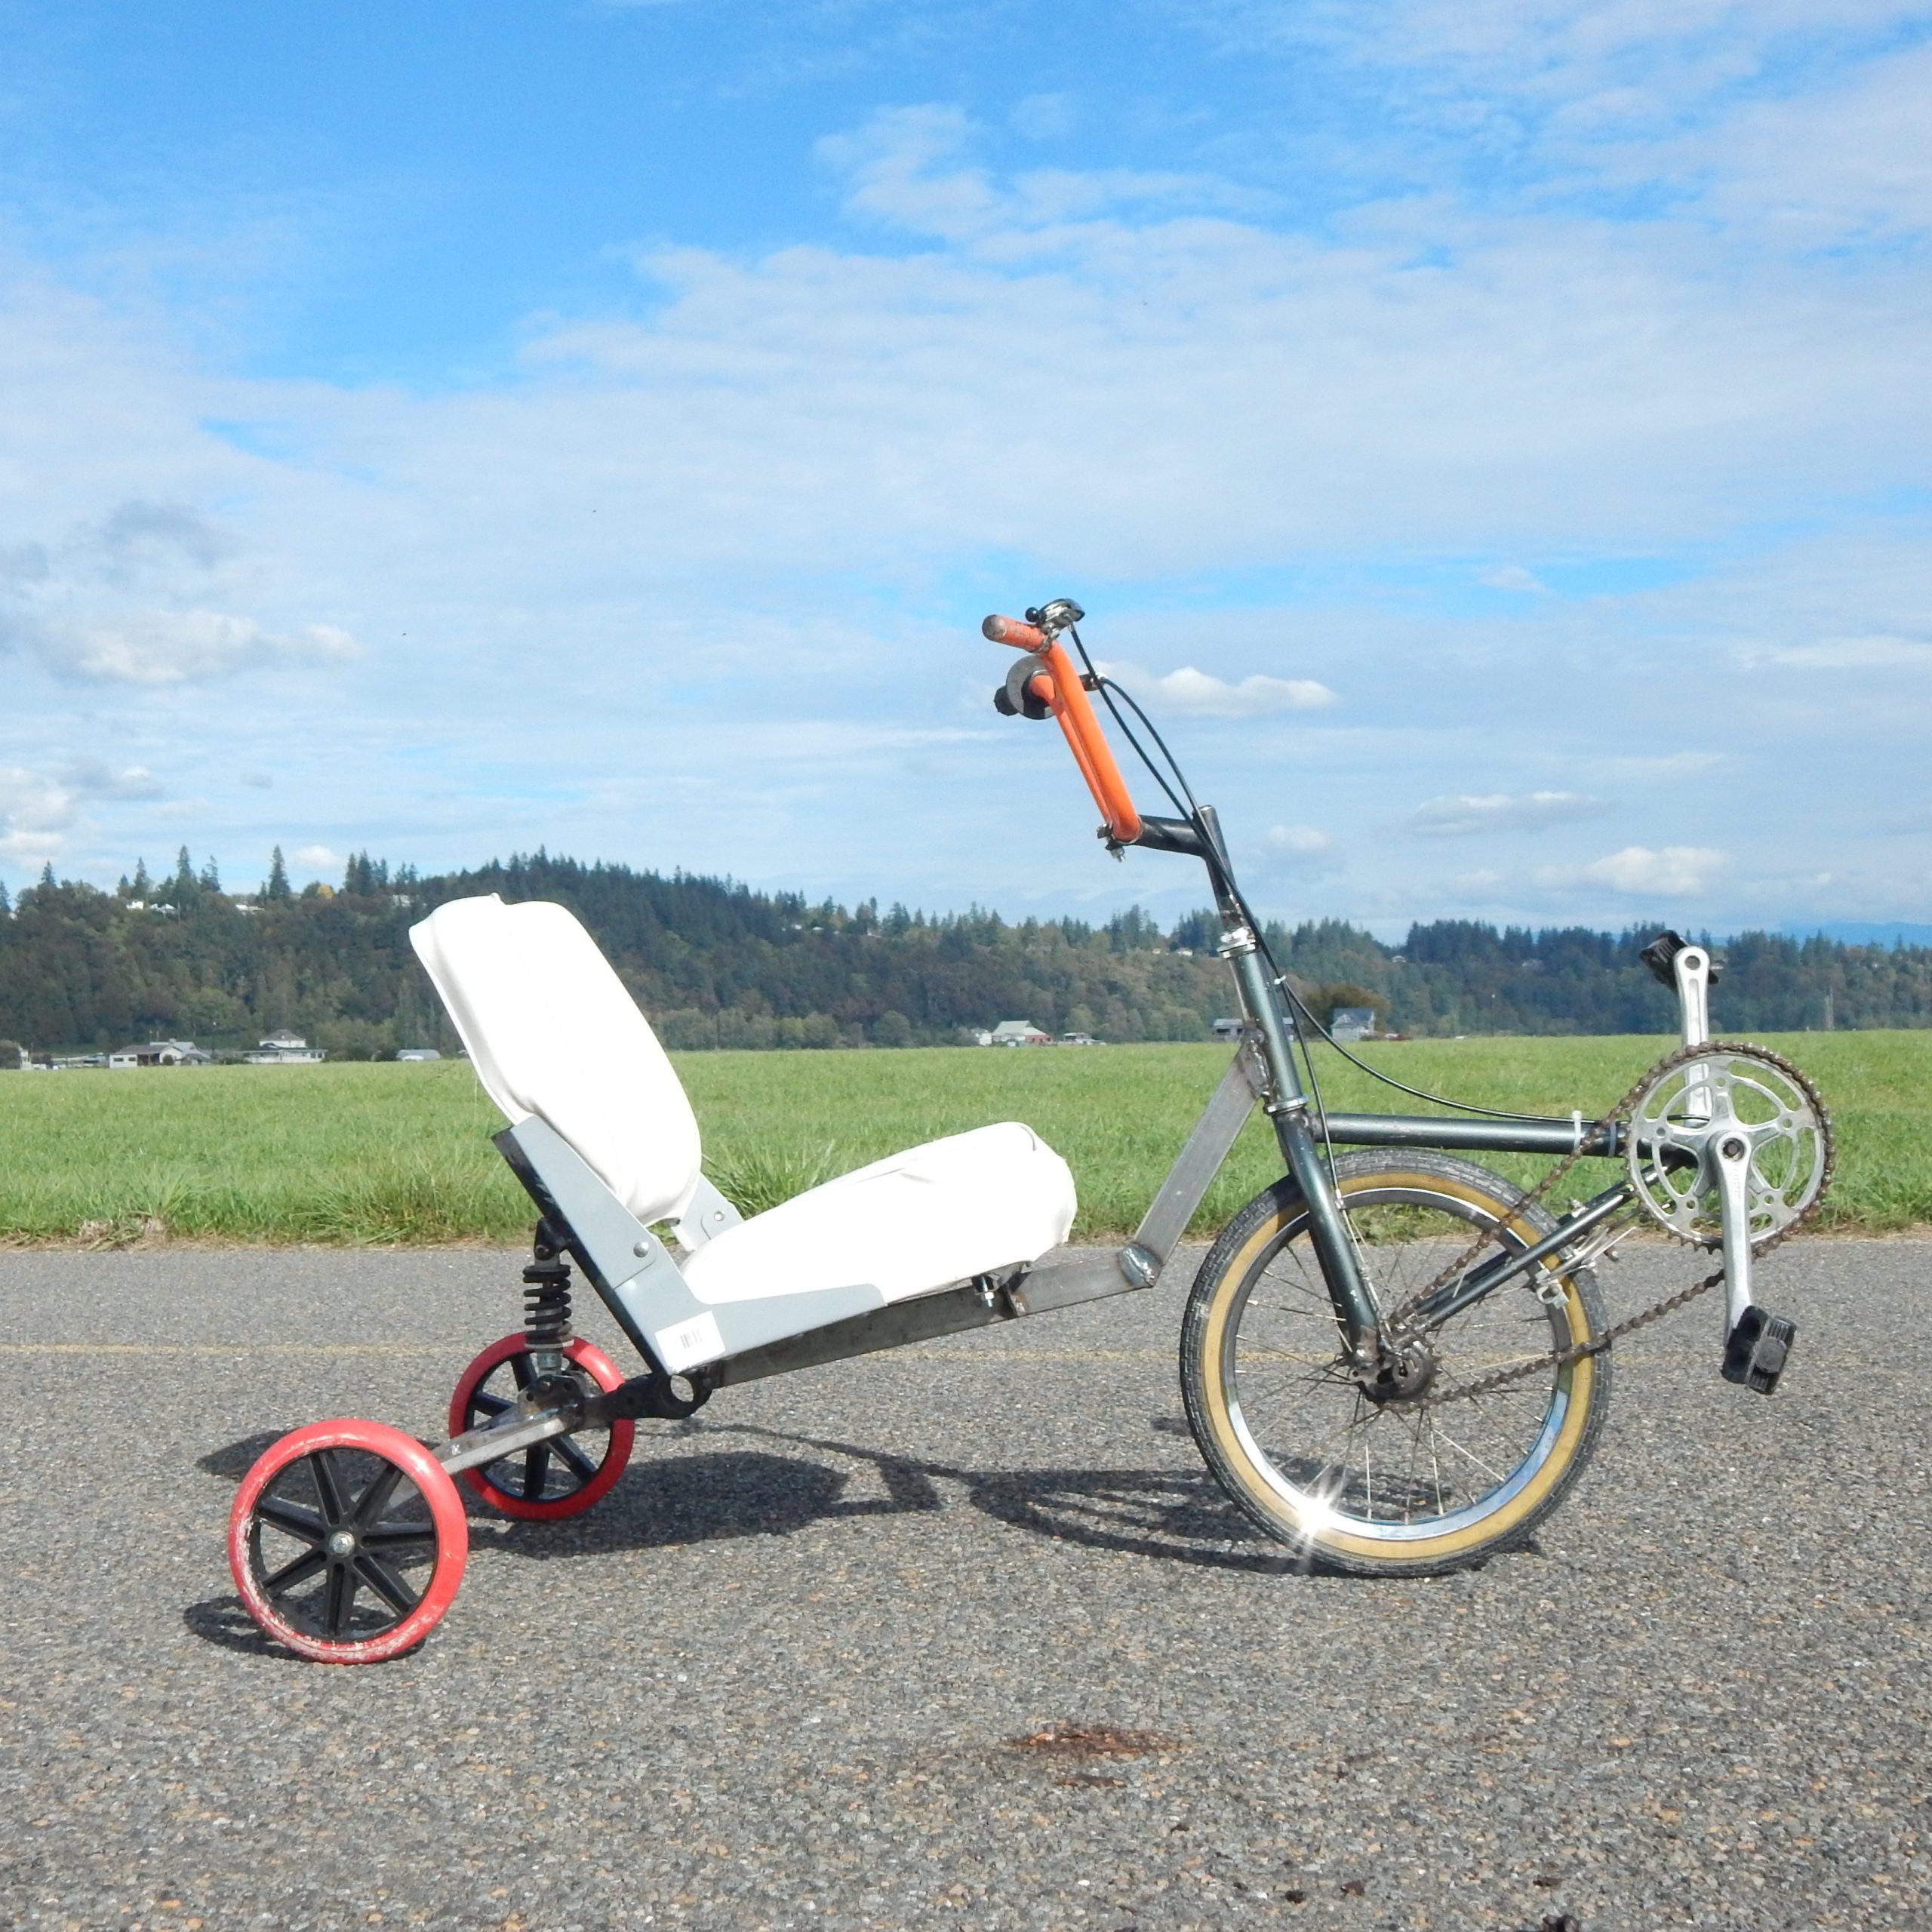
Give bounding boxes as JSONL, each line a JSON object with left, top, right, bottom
{"left": 1, "top": 843, "right": 1928, "bottom": 1050}
{"left": 265, "top": 847, "right": 292, "bottom": 901}
{"left": 198, "top": 854, "right": 222, "bottom": 894}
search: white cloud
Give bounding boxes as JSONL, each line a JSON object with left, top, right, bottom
{"left": 28, "top": 610, "right": 358, "bottom": 686}
{"left": 0, "top": 765, "right": 79, "bottom": 865}
{"left": 0, "top": 478, "right": 359, "bottom": 687}
{"left": 5, "top": 44, "right": 1932, "bottom": 925}
{"left": 815, "top": 105, "right": 1253, "bottom": 244}
{"left": 60, "top": 761, "right": 164, "bottom": 801}
{"left": 1554, "top": 844, "right": 1727, "bottom": 897}
{"left": 1480, "top": 565, "right": 1547, "bottom": 593}
{"left": 1747, "top": 634, "right": 1932, "bottom": 671}
{"left": 1097, "top": 661, "right": 1337, "bottom": 718}
{"left": 0, "top": 758, "right": 170, "bottom": 866}
{"left": 1407, "top": 790, "right": 1607, "bottom": 835}
{"left": 292, "top": 844, "right": 343, "bottom": 872}
{"left": 1267, "top": 824, "right": 1331, "bottom": 851}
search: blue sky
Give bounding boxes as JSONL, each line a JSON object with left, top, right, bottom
{"left": 3, "top": 0, "right": 1930, "bottom": 937}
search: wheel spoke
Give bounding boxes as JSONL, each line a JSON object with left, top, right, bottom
{"left": 361, "top": 1518, "right": 438, "bottom": 1548}
{"left": 521, "top": 1442, "right": 552, "bottom": 1500}
{"left": 508, "top": 1352, "right": 534, "bottom": 1391}
{"left": 1195, "top": 1162, "right": 1607, "bottom": 1562}
{"left": 352, "top": 1463, "right": 405, "bottom": 1527}
{"left": 470, "top": 1389, "right": 513, "bottom": 1419}
{"left": 1427, "top": 1416, "right": 1508, "bottom": 1487}
{"left": 323, "top": 1560, "right": 356, "bottom": 1637}
{"left": 256, "top": 1497, "right": 326, "bottom": 1543}
{"left": 353, "top": 1552, "right": 421, "bottom": 1618}
{"left": 308, "top": 1449, "right": 348, "bottom": 1525}
{"left": 260, "top": 1546, "right": 328, "bottom": 1595}
{"left": 553, "top": 1434, "right": 599, "bottom": 1483}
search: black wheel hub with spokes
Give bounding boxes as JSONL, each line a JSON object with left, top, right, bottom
{"left": 465, "top": 1354, "right": 607, "bottom": 1503}
{"left": 1358, "top": 1336, "right": 1439, "bottom": 1406}
{"left": 248, "top": 1447, "right": 439, "bottom": 1643}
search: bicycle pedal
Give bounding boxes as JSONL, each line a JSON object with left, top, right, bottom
{"left": 1721, "top": 1306, "right": 1797, "bottom": 1395}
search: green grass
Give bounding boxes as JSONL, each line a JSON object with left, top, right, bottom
{"left": 2, "top": 1032, "right": 1927, "bottom": 1245}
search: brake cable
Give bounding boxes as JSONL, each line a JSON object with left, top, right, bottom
{"left": 1062, "top": 622, "right": 1557, "bottom": 1127}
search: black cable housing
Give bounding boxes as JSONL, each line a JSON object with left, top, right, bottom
{"left": 1063, "top": 622, "right": 1554, "bottom": 1126}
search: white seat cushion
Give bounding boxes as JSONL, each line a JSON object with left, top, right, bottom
{"left": 679, "top": 1121, "right": 1076, "bottom": 1307}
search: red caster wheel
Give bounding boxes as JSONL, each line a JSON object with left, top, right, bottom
{"left": 228, "top": 1418, "right": 469, "bottom": 1663}
{"left": 448, "top": 1335, "right": 634, "bottom": 1520}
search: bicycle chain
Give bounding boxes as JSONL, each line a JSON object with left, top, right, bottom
{"left": 1376, "top": 1039, "right": 1834, "bottom": 1410}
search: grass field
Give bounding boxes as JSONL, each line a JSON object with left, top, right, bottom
{"left": 1, "top": 1032, "right": 1926, "bottom": 1245}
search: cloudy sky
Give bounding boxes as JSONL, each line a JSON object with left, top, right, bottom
{"left": 3, "top": 1, "right": 1929, "bottom": 936}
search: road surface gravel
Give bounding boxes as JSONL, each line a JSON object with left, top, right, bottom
{"left": 2, "top": 1238, "right": 1926, "bottom": 1931}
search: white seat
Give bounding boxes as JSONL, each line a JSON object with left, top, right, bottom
{"left": 411, "top": 896, "right": 1077, "bottom": 1309}
{"left": 680, "top": 1121, "right": 1075, "bottom": 1307}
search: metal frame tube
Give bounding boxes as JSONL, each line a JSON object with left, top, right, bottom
{"left": 1223, "top": 937, "right": 1380, "bottom": 1359}
{"left": 1318, "top": 1112, "right": 1623, "bottom": 1158}
{"left": 1404, "top": 1182, "right": 1633, "bottom": 1331}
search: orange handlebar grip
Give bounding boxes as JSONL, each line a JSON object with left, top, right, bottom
{"left": 984, "top": 611, "right": 1143, "bottom": 843}
{"left": 983, "top": 613, "right": 1048, "bottom": 651}
{"left": 1033, "top": 641, "right": 1143, "bottom": 844}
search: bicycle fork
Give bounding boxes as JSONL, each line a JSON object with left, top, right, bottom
{"left": 1220, "top": 922, "right": 1383, "bottom": 1369}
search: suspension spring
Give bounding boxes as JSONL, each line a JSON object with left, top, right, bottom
{"left": 521, "top": 1229, "right": 574, "bottom": 1352}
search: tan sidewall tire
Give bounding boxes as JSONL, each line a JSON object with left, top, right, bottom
{"left": 1180, "top": 1150, "right": 1612, "bottom": 1577}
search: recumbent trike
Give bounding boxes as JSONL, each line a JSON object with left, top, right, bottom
{"left": 228, "top": 598, "right": 1832, "bottom": 1661}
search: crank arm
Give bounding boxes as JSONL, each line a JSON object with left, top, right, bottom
{"left": 1711, "top": 1131, "right": 1755, "bottom": 1332}
{"left": 1709, "top": 1130, "right": 1798, "bottom": 1393}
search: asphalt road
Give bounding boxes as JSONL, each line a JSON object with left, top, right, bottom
{"left": 2, "top": 1238, "right": 1927, "bottom": 1932}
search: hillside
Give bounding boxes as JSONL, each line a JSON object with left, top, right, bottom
{"left": 2, "top": 847, "right": 1928, "bottom": 1057}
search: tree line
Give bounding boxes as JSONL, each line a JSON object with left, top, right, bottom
{"left": 1, "top": 846, "right": 1926, "bottom": 1060}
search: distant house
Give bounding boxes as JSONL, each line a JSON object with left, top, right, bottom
{"left": 395, "top": 1048, "right": 441, "bottom": 1062}
{"left": 986, "top": 1020, "right": 1052, "bottom": 1047}
{"left": 1059, "top": 1032, "right": 1100, "bottom": 1046}
{"left": 109, "top": 1039, "right": 211, "bottom": 1068}
{"left": 1328, "top": 1007, "right": 1378, "bottom": 1044}
{"left": 245, "top": 1031, "right": 327, "bottom": 1065}
{"left": 1211, "top": 1017, "right": 1244, "bottom": 1038}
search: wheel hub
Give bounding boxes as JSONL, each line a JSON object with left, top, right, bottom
{"left": 326, "top": 1529, "right": 358, "bottom": 1557}
{"left": 1359, "top": 1337, "right": 1438, "bottom": 1406}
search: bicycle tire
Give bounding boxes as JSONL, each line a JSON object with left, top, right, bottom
{"left": 1180, "top": 1149, "right": 1613, "bottom": 1576}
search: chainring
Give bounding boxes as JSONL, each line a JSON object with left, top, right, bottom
{"left": 1624, "top": 1041, "right": 1833, "bottom": 1250}
{"left": 1380, "top": 1038, "right": 1834, "bottom": 1408}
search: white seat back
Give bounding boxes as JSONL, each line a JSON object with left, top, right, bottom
{"left": 410, "top": 895, "right": 703, "bottom": 1227}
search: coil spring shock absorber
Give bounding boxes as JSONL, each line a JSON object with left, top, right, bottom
{"left": 521, "top": 1219, "right": 574, "bottom": 1376}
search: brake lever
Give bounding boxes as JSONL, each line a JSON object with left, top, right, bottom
{"left": 1025, "top": 598, "right": 1085, "bottom": 637}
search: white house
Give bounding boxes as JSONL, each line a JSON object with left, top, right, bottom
{"left": 109, "top": 1039, "right": 211, "bottom": 1068}
{"left": 987, "top": 1020, "right": 1053, "bottom": 1047}
{"left": 245, "top": 1031, "right": 326, "bottom": 1065}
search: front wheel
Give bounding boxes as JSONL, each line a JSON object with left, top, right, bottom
{"left": 1180, "top": 1149, "right": 1612, "bottom": 1576}
{"left": 229, "top": 1419, "right": 469, "bottom": 1662}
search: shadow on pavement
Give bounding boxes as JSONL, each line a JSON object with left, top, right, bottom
{"left": 197, "top": 1416, "right": 1302, "bottom": 1576}
{"left": 196, "top": 1429, "right": 296, "bottom": 1478}
{"left": 183, "top": 1595, "right": 302, "bottom": 1659}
